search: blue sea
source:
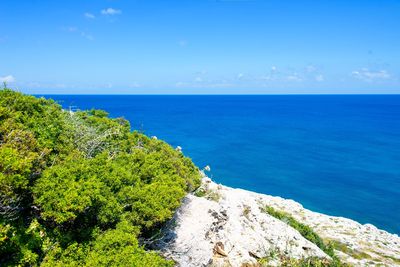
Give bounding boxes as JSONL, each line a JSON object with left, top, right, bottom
{"left": 42, "top": 95, "right": 400, "bottom": 234}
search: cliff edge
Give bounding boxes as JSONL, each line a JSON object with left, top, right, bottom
{"left": 153, "top": 177, "right": 400, "bottom": 267}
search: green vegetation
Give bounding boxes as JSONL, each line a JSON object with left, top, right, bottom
{"left": 259, "top": 255, "right": 343, "bottom": 267}
{"left": 263, "top": 206, "right": 330, "bottom": 254}
{"left": 194, "top": 186, "right": 221, "bottom": 202}
{"left": 381, "top": 254, "right": 400, "bottom": 265}
{"left": 327, "top": 239, "right": 375, "bottom": 261}
{"left": 262, "top": 206, "right": 348, "bottom": 267}
{"left": 0, "top": 88, "right": 201, "bottom": 266}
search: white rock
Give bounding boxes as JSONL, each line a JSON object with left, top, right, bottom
{"left": 203, "top": 177, "right": 212, "bottom": 183}
{"left": 154, "top": 178, "right": 400, "bottom": 267}
{"left": 155, "top": 180, "right": 328, "bottom": 267}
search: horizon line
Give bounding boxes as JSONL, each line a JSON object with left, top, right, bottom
{"left": 32, "top": 93, "right": 400, "bottom": 96}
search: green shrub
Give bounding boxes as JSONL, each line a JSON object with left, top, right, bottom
{"left": 41, "top": 221, "right": 173, "bottom": 267}
{"left": 0, "top": 89, "right": 201, "bottom": 266}
{"left": 262, "top": 206, "right": 347, "bottom": 266}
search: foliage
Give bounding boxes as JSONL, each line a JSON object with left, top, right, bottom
{"left": 278, "top": 256, "right": 345, "bottom": 267}
{"left": 194, "top": 185, "right": 221, "bottom": 202}
{"left": 327, "top": 239, "right": 373, "bottom": 261}
{"left": 263, "top": 206, "right": 348, "bottom": 266}
{"left": 41, "top": 221, "right": 173, "bottom": 267}
{"left": 259, "top": 254, "right": 347, "bottom": 267}
{"left": 0, "top": 88, "right": 200, "bottom": 266}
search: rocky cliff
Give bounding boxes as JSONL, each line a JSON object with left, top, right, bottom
{"left": 153, "top": 177, "right": 400, "bottom": 267}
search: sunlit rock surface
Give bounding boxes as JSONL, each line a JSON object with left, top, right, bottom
{"left": 154, "top": 177, "right": 400, "bottom": 266}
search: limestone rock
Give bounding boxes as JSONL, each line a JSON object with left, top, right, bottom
{"left": 154, "top": 178, "right": 328, "bottom": 266}
{"left": 153, "top": 177, "right": 400, "bottom": 266}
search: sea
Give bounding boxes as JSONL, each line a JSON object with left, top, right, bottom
{"left": 41, "top": 94, "right": 400, "bottom": 234}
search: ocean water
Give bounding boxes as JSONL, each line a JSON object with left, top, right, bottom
{"left": 42, "top": 95, "right": 400, "bottom": 234}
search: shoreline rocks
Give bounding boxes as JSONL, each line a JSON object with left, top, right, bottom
{"left": 153, "top": 177, "right": 400, "bottom": 266}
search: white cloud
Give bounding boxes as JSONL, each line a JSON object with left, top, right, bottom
{"left": 53, "top": 83, "right": 68, "bottom": 89}
{"left": 315, "top": 74, "right": 324, "bottom": 82}
{"left": 67, "top": 26, "right": 78, "bottom": 32}
{"left": 23, "top": 81, "right": 74, "bottom": 89}
{"left": 195, "top": 70, "right": 207, "bottom": 75}
{"left": 351, "top": 68, "right": 391, "bottom": 82}
{"left": 175, "top": 79, "right": 235, "bottom": 88}
{"left": 81, "top": 32, "right": 94, "bottom": 41}
{"left": 128, "top": 82, "right": 141, "bottom": 88}
{"left": 286, "top": 73, "right": 302, "bottom": 82}
{"left": 261, "top": 75, "right": 272, "bottom": 81}
{"left": 237, "top": 73, "right": 244, "bottom": 79}
{"left": 261, "top": 66, "right": 278, "bottom": 81}
{"left": 0, "top": 75, "right": 15, "bottom": 83}
{"left": 26, "top": 82, "right": 42, "bottom": 88}
{"left": 306, "top": 65, "right": 317, "bottom": 73}
{"left": 65, "top": 27, "right": 94, "bottom": 41}
{"left": 178, "top": 40, "right": 188, "bottom": 47}
{"left": 101, "top": 8, "right": 122, "bottom": 15}
{"left": 261, "top": 65, "right": 328, "bottom": 85}
{"left": 84, "top": 12, "right": 95, "bottom": 19}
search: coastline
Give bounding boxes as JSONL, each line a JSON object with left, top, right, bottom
{"left": 155, "top": 177, "right": 400, "bottom": 266}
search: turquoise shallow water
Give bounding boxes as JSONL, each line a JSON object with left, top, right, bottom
{"left": 43, "top": 95, "right": 400, "bottom": 234}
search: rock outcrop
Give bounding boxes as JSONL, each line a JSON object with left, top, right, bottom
{"left": 153, "top": 177, "right": 400, "bottom": 266}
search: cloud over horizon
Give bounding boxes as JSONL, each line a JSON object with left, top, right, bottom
{"left": 84, "top": 12, "right": 95, "bottom": 19}
{"left": 65, "top": 26, "right": 93, "bottom": 40}
{"left": 101, "top": 8, "right": 122, "bottom": 15}
{"left": 1, "top": 1, "right": 399, "bottom": 94}
{"left": 351, "top": 68, "right": 392, "bottom": 82}
{"left": 0, "top": 75, "right": 15, "bottom": 83}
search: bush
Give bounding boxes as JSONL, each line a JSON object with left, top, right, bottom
{"left": 0, "top": 89, "right": 201, "bottom": 266}
{"left": 263, "top": 206, "right": 347, "bottom": 266}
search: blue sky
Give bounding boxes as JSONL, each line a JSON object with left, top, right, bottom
{"left": 1, "top": 0, "right": 399, "bottom": 94}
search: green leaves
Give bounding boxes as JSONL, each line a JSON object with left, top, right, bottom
{"left": 34, "top": 156, "right": 105, "bottom": 224}
{"left": 0, "top": 89, "right": 201, "bottom": 266}
{"left": 41, "top": 221, "right": 173, "bottom": 267}
{"left": 121, "top": 179, "right": 186, "bottom": 229}
{"left": 263, "top": 206, "right": 346, "bottom": 266}
{"left": 85, "top": 221, "right": 173, "bottom": 267}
